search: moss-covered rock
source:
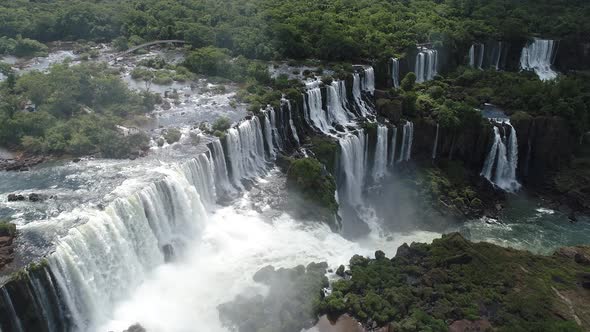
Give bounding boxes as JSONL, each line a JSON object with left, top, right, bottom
{"left": 308, "top": 136, "right": 339, "bottom": 173}
{"left": 318, "top": 233, "right": 590, "bottom": 331}
{"left": 286, "top": 158, "right": 339, "bottom": 229}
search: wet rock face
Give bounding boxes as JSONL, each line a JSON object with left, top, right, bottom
{"left": 0, "top": 223, "right": 16, "bottom": 269}
{"left": 512, "top": 116, "right": 576, "bottom": 184}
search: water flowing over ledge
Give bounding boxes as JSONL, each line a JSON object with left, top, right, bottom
{"left": 520, "top": 38, "right": 558, "bottom": 81}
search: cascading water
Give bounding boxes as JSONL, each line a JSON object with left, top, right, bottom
{"left": 225, "top": 117, "right": 268, "bottom": 186}
{"left": 1, "top": 288, "right": 23, "bottom": 332}
{"left": 520, "top": 38, "right": 558, "bottom": 81}
{"left": 268, "top": 108, "right": 284, "bottom": 152}
{"left": 468, "top": 43, "right": 484, "bottom": 69}
{"left": 304, "top": 81, "right": 331, "bottom": 134}
{"left": 481, "top": 122, "right": 521, "bottom": 192}
{"left": 391, "top": 58, "right": 400, "bottom": 88}
{"left": 415, "top": 48, "right": 437, "bottom": 83}
{"left": 338, "top": 131, "right": 368, "bottom": 207}
{"left": 491, "top": 41, "right": 503, "bottom": 70}
{"left": 282, "top": 98, "right": 300, "bottom": 146}
{"left": 388, "top": 126, "right": 398, "bottom": 166}
{"left": 432, "top": 123, "right": 439, "bottom": 159}
{"left": 326, "top": 81, "right": 351, "bottom": 125}
{"left": 210, "top": 139, "right": 235, "bottom": 199}
{"left": 373, "top": 125, "right": 388, "bottom": 181}
{"left": 398, "top": 121, "right": 414, "bottom": 162}
{"left": 361, "top": 67, "right": 375, "bottom": 95}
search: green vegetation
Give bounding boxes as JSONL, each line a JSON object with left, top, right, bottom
{"left": 319, "top": 233, "right": 590, "bottom": 331}
{"left": 163, "top": 128, "right": 182, "bottom": 144}
{"left": 1, "top": 0, "right": 589, "bottom": 61}
{"left": 0, "top": 36, "right": 47, "bottom": 57}
{"left": 218, "top": 263, "right": 329, "bottom": 332}
{"left": 0, "top": 62, "right": 156, "bottom": 158}
{"left": 444, "top": 69, "right": 590, "bottom": 137}
{"left": 0, "top": 220, "right": 16, "bottom": 237}
{"left": 415, "top": 162, "right": 484, "bottom": 219}
{"left": 286, "top": 158, "right": 338, "bottom": 215}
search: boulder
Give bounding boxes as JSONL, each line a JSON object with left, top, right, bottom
{"left": 7, "top": 194, "right": 25, "bottom": 202}
{"left": 28, "top": 193, "right": 44, "bottom": 202}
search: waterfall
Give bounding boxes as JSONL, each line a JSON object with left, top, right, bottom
{"left": 210, "top": 139, "right": 234, "bottom": 198}
{"left": 391, "top": 58, "right": 400, "bottom": 88}
{"left": 492, "top": 41, "right": 503, "bottom": 70}
{"left": 326, "top": 81, "right": 351, "bottom": 125}
{"left": 388, "top": 126, "right": 397, "bottom": 166}
{"left": 226, "top": 116, "right": 268, "bottom": 186}
{"left": 373, "top": 125, "right": 388, "bottom": 181}
{"left": 432, "top": 123, "right": 439, "bottom": 159}
{"left": 520, "top": 38, "right": 558, "bottom": 81}
{"left": 282, "top": 98, "right": 300, "bottom": 146}
{"left": 398, "top": 121, "right": 414, "bottom": 162}
{"left": 40, "top": 141, "right": 239, "bottom": 331}
{"left": 28, "top": 271, "right": 59, "bottom": 332}
{"left": 468, "top": 43, "right": 484, "bottom": 69}
{"left": 304, "top": 82, "right": 331, "bottom": 134}
{"left": 415, "top": 48, "right": 438, "bottom": 83}
{"left": 268, "top": 108, "right": 284, "bottom": 151}
{"left": 338, "top": 131, "right": 368, "bottom": 206}
{"left": 481, "top": 123, "right": 521, "bottom": 192}
{"left": 263, "top": 111, "right": 276, "bottom": 159}
{"left": 361, "top": 67, "right": 375, "bottom": 95}
{"left": 352, "top": 73, "right": 371, "bottom": 117}
{"left": 1, "top": 288, "right": 23, "bottom": 332}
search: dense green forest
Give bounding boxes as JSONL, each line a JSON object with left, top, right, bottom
{"left": 1, "top": 0, "right": 589, "bottom": 60}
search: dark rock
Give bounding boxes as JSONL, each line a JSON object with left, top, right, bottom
{"left": 334, "top": 124, "right": 346, "bottom": 132}
{"left": 445, "top": 253, "right": 472, "bottom": 265}
{"left": 253, "top": 265, "right": 275, "bottom": 284}
{"left": 28, "top": 193, "right": 44, "bottom": 202}
{"left": 336, "top": 265, "right": 346, "bottom": 277}
{"left": 162, "top": 100, "right": 172, "bottom": 110}
{"left": 162, "top": 244, "right": 175, "bottom": 263}
{"left": 307, "top": 261, "right": 328, "bottom": 273}
{"left": 374, "top": 250, "right": 386, "bottom": 260}
{"left": 72, "top": 158, "right": 81, "bottom": 163}
{"left": 7, "top": 194, "right": 25, "bottom": 202}
{"left": 123, "top": 324, "right": 146, "bottom": 332}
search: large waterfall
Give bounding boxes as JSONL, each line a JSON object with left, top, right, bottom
{"left": 304, "top": 81, "right": 332, "bottom": 134}
{"left": 481, "top": 122, "right": 521, "bottom": 192}
{"left": 469, "top": 43, "right": 485, "bottom": 69}
{"left": 391, "top": 58, "right": 400, "bottom": 88}
{"left": 398, "top": 121, "right": 414, "bottom": 162}
{"left": 388, "top": 126, "right": 398, "bottom": 166}
{"left": 520, "top": 38, "right": 558, "bottom": 81}
{"left": 226, "top": 116, "right": 268, "bottom": 186}
{"left": 326, "top": 80, "right": 352, "bottom": 125}
{"left": 338, "top": 131, "right": 368, "bottom": 206}
{"left": 415, "top": 47, "right": 438, "bottom": 83}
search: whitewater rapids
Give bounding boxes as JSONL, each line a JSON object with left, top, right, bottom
{"left": 98, "top": 190, "right": 441, "bottom": 332}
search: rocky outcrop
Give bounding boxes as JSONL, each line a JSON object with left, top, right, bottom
{"left": 511, "top": 115, "right": 577, "bottom": 185}
{"left": 554, "top": 38, "right": 590, "bottom": 72}
{"left": 0, "top": 223, "right": 16, "bottom": 270}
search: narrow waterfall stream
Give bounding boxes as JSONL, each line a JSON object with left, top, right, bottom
{"left": 481, "top": 122, "right": 521, "bottom": 192}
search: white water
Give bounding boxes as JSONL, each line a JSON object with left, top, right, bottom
{"left": 468, "top": 43, "right": 484, "bottom": 69}
{"left": 98, "top": 196, "right": 441, "bottom": 332}
{"left": 520, "top": 38, "right": 558, "bottom": 81}
{"left": 1, "top": 288, "right": 23, "bottom": 332}
{"left": 481, "top": 123, "right": 520, "bottom": 192}
{"left": 282, "top": 98, "right": 300, "bottom": 146}
{"left": 352, "top": 73, "right": 371, "bottom": 117}
{"left": 398, "top": 121, "right": 414, "bottom": 162}
{"left": 391, "top": 58, "right": 400, "bottom": 88}
{"left": 305, "top": 82, "right": 332, "bottom": 134}
{"left": 326, "top": 81, "right": 351, "bottom": 125}
{"left": 226, "top": 117, "right": 268, "bottom": 186}
{"left": 432, "top": 123, "right": 439, "bottom": 159}
{"left": 492, "top": 41, "right": 503, "bottom": 70}
{"left": 415, "top": 48, "right": 438, "bottom": 83}
{"left": 388, "top": 126, "right": 398, "bottom": 166}
{"left": 361, "top": 67, "right": 375, "bottom": 95}
{"left": 268, "top": 108, "right": 284, "bottom": 152}
{"left": 263, "top": 111, "right": 276, "bottom": 159}
{"left": 338, "top": 131, "right": 368, "bottom": 206}
{"left": 373, "top": 125, "right": 389, "bottom": 181}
